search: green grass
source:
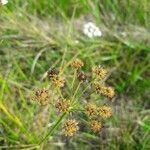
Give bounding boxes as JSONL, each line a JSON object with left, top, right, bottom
{"left": 0, "top": 0, "right": 150, "bottom": 149}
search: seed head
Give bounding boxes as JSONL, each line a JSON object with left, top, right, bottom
{"left": 84, "top": 103, "right": 97, "bottom": 118}
{"left": 48, "top": 68, "right": 59, "bottom": 79}
{"left": 77, "top": 72, "right": 87, "bottom": 82}
{"left": 52, "top": 76, "right": 65, "bottom": 88}
{"left": 103, "top": 86, "right": 115, "bottom": 98}
{"left": 71, "top": 58, "right": 84, "bottom": 69}
{"left": 63, "top": 119, "right": 79, "bottom": 136}
{"left": 98, "top": 106, "right": 112, "bottom": 118}
{"left": 90, "top": 120, "right": 102, "bottom": 133}
{"left": 92, "top": 66, "right": 107, "bottom": 79}
{"left": 94, "top": 83, "right": 115, "bottom": 98}
{"left": 55, "top": 99, "right": 70, "bottom": 112}
{"left": 33, "top": 88, "right": 50, "bottom": 105}
{"left": 94, "top": 82, "right": 103, "bottom": 93}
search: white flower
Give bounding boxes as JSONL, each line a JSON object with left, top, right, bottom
{"left": 83, "top": 22, "right": 102, "bottom": 38}
{"left": 75, "top": 40, "right": 79, "bottom": 44}
{"left": 47, "top": 122, "right": 54, "bottom": 128}
{"left": 0, "top": 0, "right": 8, "bottom": 5}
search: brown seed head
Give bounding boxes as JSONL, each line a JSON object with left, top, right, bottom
{"left": 94, "top": 83, "right": 115, "bottom": 98}
{"left": 92, "top": 66, "right": 107, "bottom": 79}
{"left": 84, "top": 103, "right": 97, "bottom": 118}
{"left": 98, "top": 106, "right": 112, "bottom": 118}
{"left": 48, "top": 68, "right": 59, "bottom": 79}
{"left": 77, "top": 72, "right": 87, "bottom": 82}
{"left": 55, "top": 99, "right": 70, "bottom": 112}
{"left": 104, "top": 86, "right": 115, "bottom": 98}
{"left": 90, "top": 120, "right": 102, "bottom": 133}
{"left": 33, "top": 88, "right": 50, "bottom": 105}
{"left": 94, "top": 82, "right": 103, "bottom": 93}
{"left": 71, "top": 58, "right": 84, "bottom": 69}
{"left": 63, "top": 119, "right": 79, "bottom": 136}
{"left": 52, "top": 76, "right": 65, "bottom": 88}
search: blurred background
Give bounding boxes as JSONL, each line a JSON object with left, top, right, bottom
{"left": 0, "top": 0, "right": 149, "bottom": 149}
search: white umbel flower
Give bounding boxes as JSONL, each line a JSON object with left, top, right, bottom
{"left": 83, "top": 22, "right": 102, "bottom": 38}
{"left": 47, "top": 122, "right": 54, "bottom": 128}
{"left": 0, "top": 0, "right": 8, "bottom": 5}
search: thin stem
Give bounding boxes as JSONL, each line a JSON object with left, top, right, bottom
{"left": 39, "top": 112, "right": 67, "bottom": 145}
{"left": 59, "top": 48, "right": 67, "bottom": 75}
{"left": 71, "top": 82, "right": 81, "bottom": 103}
{"left": 71, "top": 69, "right": 77, "bottom": 89}
{"left": 78, "top": 80, "right": 94, "bottom": 98}
{"left": 57, "top": 88, "right": 64, "bottom": 99}
{"left": 0, "top": 144, "right": 39, "bottom": 149}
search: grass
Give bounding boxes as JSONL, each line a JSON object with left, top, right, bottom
{"left": 0, "top": 0, "right": 150, "bottom": 149}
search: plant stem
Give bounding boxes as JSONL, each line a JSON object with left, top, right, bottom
{"left": 71, "top": 82, "right": 81, "bottom": 103}
{"left": 71, "top": 69, "right": 77, "bottom": 89}
{"left": 39, "top": 112, "right": 67, "bottom": 145}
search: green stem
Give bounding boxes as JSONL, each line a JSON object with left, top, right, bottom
{"left": 71, "top": 69, "right": 77, "bottom": 89}
{"left": 78, "top": 79, "right": 94, "bottom": 99}
{"left": 39, "top": 112, "right": 67, "bottom": 145}
{"left": 71, "top": 82, "right": 81, "bottom": 103}
{"left": 57, "top": 88, "right": 64, "bottom": 99}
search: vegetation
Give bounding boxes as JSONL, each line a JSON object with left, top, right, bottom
{"left": 0, "top": 0, "right": 149, "bottom": 149}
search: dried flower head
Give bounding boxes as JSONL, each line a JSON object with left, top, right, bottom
{"left": 103, "top": 86, "right": 115, "bottom": 98}
{"left": 48, "top": 68, "right": 59, "bottom": 79}
{"left": 94, "top": 83, "right": 115, "bottom": 98}
{"left": 71, "top": 58, "right": 84, "bottom": 69}
{"left": 90, "top": 120, "right": 102, "bottom": 132}
{"left": 84, "top": 103, "right": 97, "bottom": 118}
{"left": 63, "top": 119, "right": 79, "bottom": 136}
{"left": 52, "top": 76, "right": 65, "bottom": 88}
{"left": 98, "top": 106, "right": 112, "bottom": 118}
{"left": 33, "top": 88, "right": 50, "bottom": 105}
{"left": 77, "top": 72, "right": 87, "bottom": 82}
{"left": 92, "top": 66, "right": 107, "bottom": 79}
{"left": 94, "top": 82, "right": 103, "bottom": 93}
{"left": 55, "top": 99, "right": 70, "bottom": 112}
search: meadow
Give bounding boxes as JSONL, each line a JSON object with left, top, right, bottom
{"left": 0, "top": 0, "right": 150, "bottom": 149}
